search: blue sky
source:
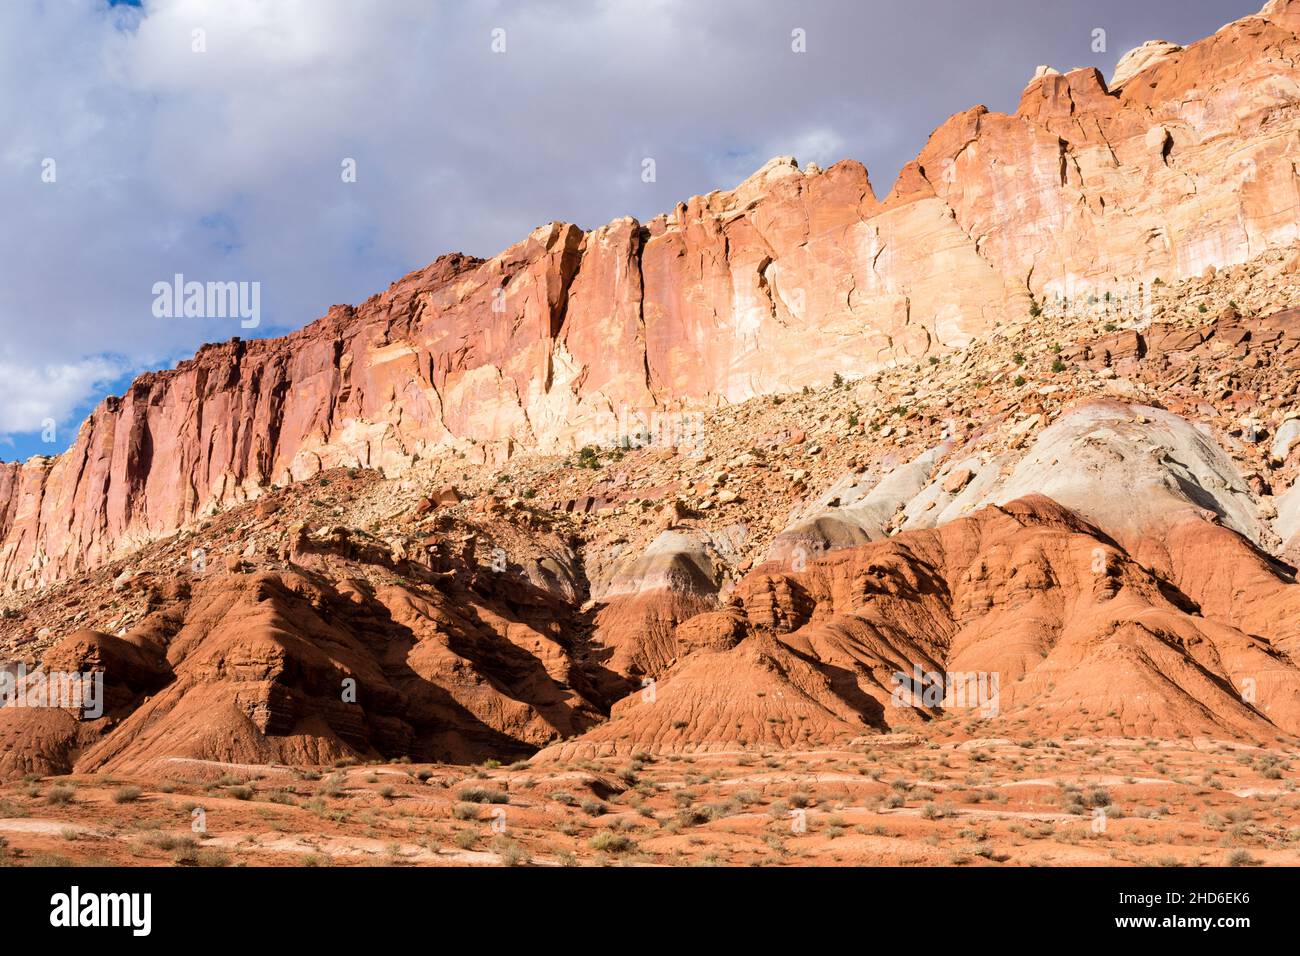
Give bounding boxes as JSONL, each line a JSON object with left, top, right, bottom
{"left": 0, "top": 0, "right": 1264, "bottom": 461}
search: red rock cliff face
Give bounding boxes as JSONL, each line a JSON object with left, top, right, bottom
{"left": 3, "top": 0, "right": 1300, "bottom": 592}
{"left": 898, "top": 0, "right": 1300, "bottom": 298}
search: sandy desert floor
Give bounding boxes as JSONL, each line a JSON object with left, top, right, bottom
{"left": 1, "top": 732, "right": 1295, "bottom": 867}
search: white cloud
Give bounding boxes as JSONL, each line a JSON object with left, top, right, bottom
{"left": 0, "top": 356, "right": 126, "bottom": 436}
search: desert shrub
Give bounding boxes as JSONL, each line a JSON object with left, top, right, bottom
{"left": 457, "top": 786, "right": 508, "bottom": 805}
{"left": 492, "top": 837, "right": 530, "bottom": 866}
{"left": 588, "top": 832, "right": 637, "bottom": 854}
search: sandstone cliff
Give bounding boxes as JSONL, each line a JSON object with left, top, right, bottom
{"left": 4, "top": 0, "right": 1300, "bottom": 592}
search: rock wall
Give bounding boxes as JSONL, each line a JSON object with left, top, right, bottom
{"left": 4, "top": 0, "right": 1300, "bottom": 591}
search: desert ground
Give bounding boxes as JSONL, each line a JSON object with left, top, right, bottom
{"left": 2, "top": 733, "right": 1295, "bottom": 867}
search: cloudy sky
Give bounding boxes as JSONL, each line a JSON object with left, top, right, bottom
{"left": 0, "top": 0, "right": 1261, "bottom": 460}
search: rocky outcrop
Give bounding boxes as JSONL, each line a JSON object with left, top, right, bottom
{"left": 539, "top": 495, "right": 1300, "bottom": 760}
{"left": 1109, "top": 41, "right": 1184, "bottom": 90}
{"left": 908, "top": 401, "right": 1268, "bottom": 549}
{"left": 766, "top": 445, "right": 947, "bottom": 567}
{"left": 898, "top": 0, "right": 1300, "bottom": 301}
{"left": 585, "top": 529, "right": 737, "bottom": 681}
{"left": 0, "top": 534, "right": 609, "bottom": 778}
{"left": 6, "top": 0, "right": 1300, "bottom": 593}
